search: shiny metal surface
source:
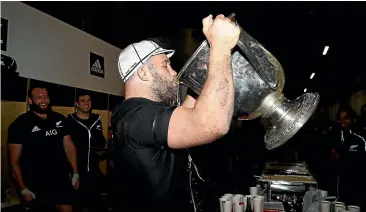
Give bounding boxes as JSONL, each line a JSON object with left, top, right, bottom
{"left": 270, "top": 183, "right": 306, "bottom": 193}
{"left": 177, "top": 14, "right": 320, "bottom": 149}
{"left": 263, "top": 162, "right": 312, "bottom": 176}
{"left": 258, "top": 162, "right": 317, "bottom": 201}
{"left": 259, "top": 162, "right": 317, "bottom": 187}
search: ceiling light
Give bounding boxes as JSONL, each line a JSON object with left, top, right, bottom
{"left": 310, "top": 73, "right": 315, "bottom": 79}
{"left": 304, "top": 88, "right": 307, "bottom": 93}
{"left": 322, "top": 46, "right": 329, "bottom": 55}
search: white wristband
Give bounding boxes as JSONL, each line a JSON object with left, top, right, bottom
{"left": 21, "top": 188, "right": 36, "bottom": 199}
{"left": 72, "top": 173, "right": 79, "bottom": 186}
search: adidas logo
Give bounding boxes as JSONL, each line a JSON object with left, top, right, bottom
{"left": 31, "top": 126, "right": 41, "bottom": 132}
{"left": 91, "top": 59, "right": 104, "bottom": 74}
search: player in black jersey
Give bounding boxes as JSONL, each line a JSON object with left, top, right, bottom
{"left": 67, "top": 91, "right": 107, "bottom": 212}
{"left": 8, "top": 86, "right": 79, "bottom": 212}
{"left": 111, "top": 14, "right": 240, "bottom": 212}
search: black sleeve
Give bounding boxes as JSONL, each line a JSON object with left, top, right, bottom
{"left": 57, "top": 114, "right": 70, "bottom": 137}
{"left": 127, "top": 104, "right": 176, "bottom": 148}
{"left": 66, "top": 114, "right": 75, "bottom": 136}
{"left": 97, "top": 118, "right": 107, "bottom": 147}
{"left": 8, "top": 117, "right": 26, "bottom": 145}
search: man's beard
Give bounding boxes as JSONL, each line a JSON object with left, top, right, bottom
{"left": 150, "top": 71, "right": 180, "bottom": 106}
{"left": 29, "top": 103, "right": 51, "bottom": 114}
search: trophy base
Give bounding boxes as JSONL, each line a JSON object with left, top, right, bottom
{"left": 264, "top": 92, "right": 320, "bottom": 150}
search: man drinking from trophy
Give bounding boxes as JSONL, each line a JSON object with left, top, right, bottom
{"left": 110, "top": 14, "right": 240, "bottom": 212}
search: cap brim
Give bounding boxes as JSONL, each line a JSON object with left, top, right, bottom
{"left": 153, "top": 49, "right": 175, "bottom": 58}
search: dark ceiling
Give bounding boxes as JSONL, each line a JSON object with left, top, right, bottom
{"left": 24, "top": 1, "right": 366, "bottom": 106}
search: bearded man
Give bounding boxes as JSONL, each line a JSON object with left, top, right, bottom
{"left": 8, "top": 85, "right": 79, "bottom": 212}
{"left": 110, "top": 14, "right": 240, "bottom": 212}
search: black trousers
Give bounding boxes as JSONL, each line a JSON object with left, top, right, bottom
{"left": 338, "top": 172, "right": 366, "bottom": 209}
{"left": 77, "top": 169, "right": 106, "bottom": 211}
{"left": 23, "top": 173, "right": 76, "bottom": 212}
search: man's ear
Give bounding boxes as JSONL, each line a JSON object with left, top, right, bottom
{"left": 137, "top": 66, "right": 150, "bottom": 81}
{"left": 27, "top": 97, "right": 32, "bottom": 105}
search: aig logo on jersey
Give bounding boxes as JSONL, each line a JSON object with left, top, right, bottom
{"left": 45, "top": 129, "right": 58, "bottom": 136}
{"left": 90, "top": 52, "right": 105, "bottom": 78}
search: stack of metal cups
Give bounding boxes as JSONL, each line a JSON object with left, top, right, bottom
{"left": 219, "top": 193, "right": 264, "bottom": 212}
{"left": 321, "top": 200, "right": 361, "bottom": 212}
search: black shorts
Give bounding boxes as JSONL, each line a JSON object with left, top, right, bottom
{"left": 27, "top": 173, "right": 76, "bottom": 206}
{"left": 78, "top": 170, "right": 105, "bottom": 207}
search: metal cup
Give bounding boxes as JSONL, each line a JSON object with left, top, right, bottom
{"left": 320, "top": 200, "right": 331, "bottom": 212}
{"left": 250, "top": 187, "right": 260, "bottom": 195}
{"left": 177, "top": 13, "right": 320, "bottom": 150}
{"left": 224, "top": 193, "right": 234, "bottom": 198}
{"left": 320, "top": 190, "right": 328, "bottom": 197}
{"left": 223, "top": 200, "right": 233, "bottom": 212}
{"left": 220, "top": 196, "right": 231, "bottom": 212}
{"left": 233, "top": 201, "right": 245, "bottom": 212}
{"left": 253, "top": 196, "right": 264, "bottom": 212}
{"left": 348, "top": 205, "right": 361, "bottom": 212}
{"left": 335, "top": 204, "right": 346, "bottom": 212}
{"left": 232, "top": 196, "right": 243, "bottom": 203}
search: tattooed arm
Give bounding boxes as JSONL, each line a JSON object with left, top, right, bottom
{"left": 167, "top": 14, "right": 240, "bottom": 149}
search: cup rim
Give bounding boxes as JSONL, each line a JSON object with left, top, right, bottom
{"left": 348, "top": 206, "right": 360, "bottom": 209}
{"left": 232, "top": 197, "right": 242, "bottom": 201}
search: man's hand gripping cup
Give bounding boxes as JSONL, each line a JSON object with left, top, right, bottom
{"left": 202, "top": 14, "right": 240, "bottom": 51}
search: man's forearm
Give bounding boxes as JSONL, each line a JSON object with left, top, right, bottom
{"left": 195, "top": 47, "right": 234, "bottom": 130}
{"left": 11, "top": 164, "right": 27, "bottom": 191}
{"left": 65, "top": 145, "right": 78, "bottom": 173}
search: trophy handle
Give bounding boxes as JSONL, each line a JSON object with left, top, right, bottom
{"left": 228, "top": 13, "right": 236, "bottom": 21}
{"left": 228, "top": 13, "right": 281, "bottom": 91}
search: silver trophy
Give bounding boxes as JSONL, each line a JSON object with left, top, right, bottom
{"left": 177, "top": 14, "right": 320, "bottom": 150}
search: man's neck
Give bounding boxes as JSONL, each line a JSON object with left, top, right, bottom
{"left": 33, "top": 111, "right": 47, "bottom": 119}
{"left": 125, "top": 89, "right": 160, "bottom": 102}
{"left": 76, "top": 111, "right": 90, "bottom": 120}
{"left": 124, "top": 82, "right": 162, "bottom": 102}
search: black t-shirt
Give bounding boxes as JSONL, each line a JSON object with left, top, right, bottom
{"left": 8, "top": 111, "right": 71, "bottom": 189}
{"left": 111, "top": 98, "right": 191, "bottom": 212}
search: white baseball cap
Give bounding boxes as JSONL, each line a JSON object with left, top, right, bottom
{"left": 118, "top": 40, "right": 175, "bottom": 82}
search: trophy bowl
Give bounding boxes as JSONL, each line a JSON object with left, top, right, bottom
{"left": 177, "top": 14, "right": 320, "bottom": 150}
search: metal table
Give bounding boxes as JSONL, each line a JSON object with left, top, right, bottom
{"left": 257, "top": 162, "right": 317, "bottom": 202}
